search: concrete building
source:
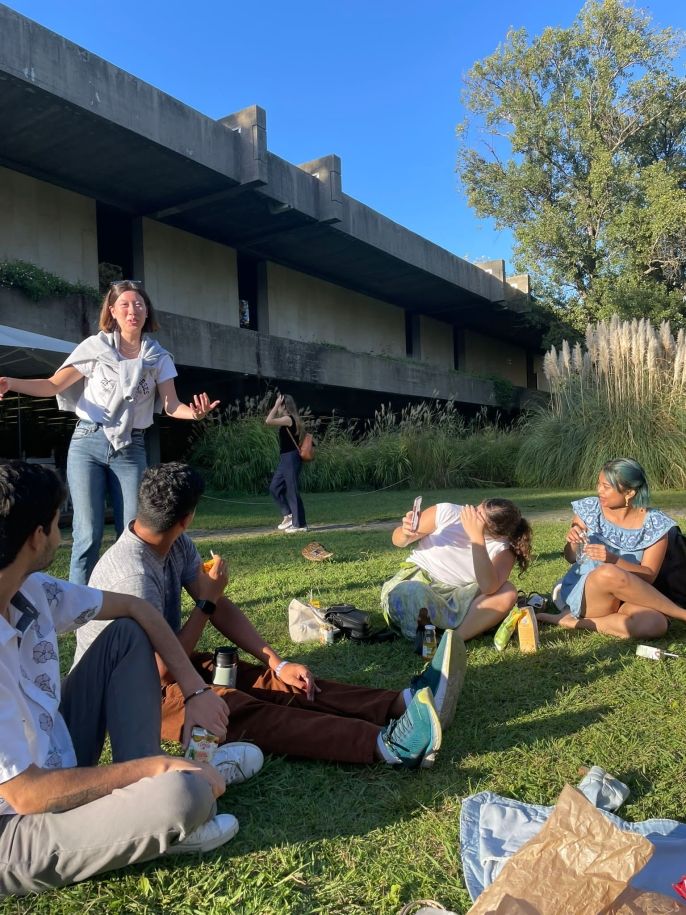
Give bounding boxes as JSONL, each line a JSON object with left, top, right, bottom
{"left": 0, "top": 4, "right": 549, "bottom": 462}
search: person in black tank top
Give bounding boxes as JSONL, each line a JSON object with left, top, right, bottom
{"left": 265, "top": 394, "right": 307, "bottom": 532}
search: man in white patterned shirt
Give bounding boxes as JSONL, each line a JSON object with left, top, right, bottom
{"left": 0, "top": 461, "right": 238, "bottom": 897}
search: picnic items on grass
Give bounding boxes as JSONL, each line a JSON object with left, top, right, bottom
{"left": 288, "top": 600, "right": 370, "bottom": 642}
{"left": 466, "top": 786, "right": 686, "bottom": 914}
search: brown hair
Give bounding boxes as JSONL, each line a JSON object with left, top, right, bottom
{"left": 282, "top": 394, "right": 303, "bottom": 440}
{"left": 482, "top": 498, "right": 533, "bottom": 573}
{"left": 98, "top": 281, "right": 159, "bottom": 334}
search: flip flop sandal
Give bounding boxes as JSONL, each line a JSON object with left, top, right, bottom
{"left": 301, "top": 541, "right": 333, "bottom": 562}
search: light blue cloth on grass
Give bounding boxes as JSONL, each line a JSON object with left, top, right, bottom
{"left": 460, "top": 789, "right": 686, "bottom": 903}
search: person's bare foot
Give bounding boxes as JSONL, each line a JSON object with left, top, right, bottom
{"left": 536, "top": 611, "right": 580, "bottom": 629}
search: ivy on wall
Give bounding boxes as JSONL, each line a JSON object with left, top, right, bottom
{"left": 0, "top": 260, "right": 99, "bottom": 303}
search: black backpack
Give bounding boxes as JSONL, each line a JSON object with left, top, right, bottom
{"left": 323, "top": 605, "right": 398, "bottom": 644}
{"left": 324, "top": 605, "right": 371, "bottom": 640}
{"left": 653, "top": 525, "right": 686, "bottom": 606}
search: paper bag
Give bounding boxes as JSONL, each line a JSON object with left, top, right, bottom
{"left": 467, "top": 786, "right": 686, "bottom": 914}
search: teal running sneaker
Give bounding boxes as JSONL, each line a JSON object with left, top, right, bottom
{"left": 379, "top": 686, "right": 441, "bottom": 768}
{"left": 408, "top": 629, "right": 467, "bottom": 730}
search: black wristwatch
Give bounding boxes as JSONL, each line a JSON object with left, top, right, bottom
{"left": 196, "top": 599, "right": 216, "bottom": 616}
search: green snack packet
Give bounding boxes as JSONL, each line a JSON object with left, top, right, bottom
{"left": 494, "top": 607, "right": 526, "bottom": 652}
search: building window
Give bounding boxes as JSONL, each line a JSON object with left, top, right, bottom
{"left": 96, "top": 203, "right": 134, "bottom": 292}
{"left": 405, "top": 312, "right": 421, "bottom": 357}
{"left": 237, "top": 254, "right": 259, "bottom": 330}
{"left": 453, "top": 327, "right": 465, "bottom": 370}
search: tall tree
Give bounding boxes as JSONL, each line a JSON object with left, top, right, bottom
{"left": 457, "top": 0, "right": 686, "bottom": 330}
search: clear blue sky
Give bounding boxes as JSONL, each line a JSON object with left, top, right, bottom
{"left": 6, "top": 0, "right": 686, "bottom": 271}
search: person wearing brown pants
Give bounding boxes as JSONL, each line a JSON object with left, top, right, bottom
{"left": 160, "top": 655, "right": 400, "bottom": 763}
{"left": 75, "top": 464, "right": 465, "bottom": 770}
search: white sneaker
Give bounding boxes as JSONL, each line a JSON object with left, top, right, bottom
{"left": 284, "top": 525, "right": 308, "bottom": 534}
{"left": 166, "top": 813, "right": 239, "bottom": 855}
{"left": 277, "top": 515, "right": 293, "bottom": 531}
{"left": 212, "top": 741, "right": 264, "bottom": 785}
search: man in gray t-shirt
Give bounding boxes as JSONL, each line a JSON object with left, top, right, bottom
{"left": 74, "top": 529, "right": 199, "bottom": 665}
{"left": 76, "top": 463, "right": 457, "bottom": 770}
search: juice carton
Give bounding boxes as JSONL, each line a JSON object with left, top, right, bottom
{"left": 517, "top": 606, "right": 540, "bottom": 653}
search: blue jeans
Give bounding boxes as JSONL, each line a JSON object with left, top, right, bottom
{"left": 269, "top": 450, "right": 306, "bottom": 528}
{"left": 67, "top": 421, "right": 147, "bottom": 584}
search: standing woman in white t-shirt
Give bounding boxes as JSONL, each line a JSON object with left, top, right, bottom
{"left": 381, "top": 499, "right": 532, "bottom": 644}
{"left": 0, "top": 280, "right": 219, "bottom": 584}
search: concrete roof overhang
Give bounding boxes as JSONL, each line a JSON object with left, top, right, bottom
{"left": 0, "top": 5, "right": 547, "bottom": 349}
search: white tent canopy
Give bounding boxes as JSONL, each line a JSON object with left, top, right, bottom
{"left": 0, "top": 324, "right": 75, "bottom": 375}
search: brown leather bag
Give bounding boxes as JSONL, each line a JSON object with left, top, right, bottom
{"left": 287, "top": 426, "right": 315, "bottom": 462}
{"left": 298, "top": 432, "right": 315, "bottom": 462}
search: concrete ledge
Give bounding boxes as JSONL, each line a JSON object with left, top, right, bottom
{"left": 154, "top": 311, "right": 523, "bottom": 408}
{"left": 0, "top": 5, "right": 242, "bottom": 179}
{"left": 0, "top": 290, "right": 528, "bottom": 407}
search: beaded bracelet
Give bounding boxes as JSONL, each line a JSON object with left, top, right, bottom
{"left": 183, "top": 685, "right": 212, "bottom": 704}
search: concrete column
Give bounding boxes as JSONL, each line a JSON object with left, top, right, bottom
{"left": 298, "top": 155, "right": 343, "bottom": 224}
{"left": 219, "top": 106, "right": 268, "bottom": 186}
{"left": 131, "top": 217, "right": 146, "bottom": 283}
{"left": 405, "top": 312, "right": 421, "bottom": 358}
{"left": 476, "top": 259, "right": 506, "bottom": 281}
{"left": 453, "top": 326, "right": 466, "bottom": 371}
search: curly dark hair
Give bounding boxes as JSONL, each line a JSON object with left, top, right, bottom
{"left": 482, "top": 498, "right": 533, "bottom": 573}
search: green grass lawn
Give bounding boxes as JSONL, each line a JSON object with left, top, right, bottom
{"left": 192, "top": 485, "right": 686, "bottom": 530}
{"left": 5, "top": 491, "right": 686, "bottom": 915}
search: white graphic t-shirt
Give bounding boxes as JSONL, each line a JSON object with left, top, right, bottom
{"left": 0, "top": 574, "right": 102, "bottom": 815}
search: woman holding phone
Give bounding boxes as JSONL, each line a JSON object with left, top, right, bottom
{"left": 265, "top": 393, "right": 307, "bottom": 533}
{"left": 381, "top": 498, "right": 532, "bottom": 643}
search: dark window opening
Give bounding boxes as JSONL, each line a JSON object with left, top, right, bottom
{"left": 526, "top": 353, "right": 537, "bottom": 389}
{"left": 96, "top": 204, "right": 134, "bottom": 293}
{"left": 405, "top": 312, "right": 414, "bottom": 357}
{"left": 237, "top": 254, "right": 259, "bottom": 330}
{"left": 453, "top": 327, "right": 465, "bottom": 371}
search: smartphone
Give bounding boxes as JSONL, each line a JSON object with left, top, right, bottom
{"left": 410, "top": 496, "right": 423, "bottom": 532}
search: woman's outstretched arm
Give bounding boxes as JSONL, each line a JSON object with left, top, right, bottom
{"left": 0, "top": 366, "right": 83, "bottom": 400}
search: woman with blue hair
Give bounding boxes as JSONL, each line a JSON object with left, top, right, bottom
{"left": 537, "top": 458, "right": 686, "bottom": 638}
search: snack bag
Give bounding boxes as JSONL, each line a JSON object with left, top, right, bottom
{"left": 494, "top": 607, "right": 526, "bottom": 652}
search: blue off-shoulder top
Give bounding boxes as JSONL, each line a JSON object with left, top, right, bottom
{"left": 559, "top": 496, "right": 676, "bottom": 618}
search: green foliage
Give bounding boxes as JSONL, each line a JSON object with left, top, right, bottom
{"left": 191, "top": 396, "right": 523, "bottom": 493}
{"left": 189, "top": 396, "right": 279, "bottom": 493}
{"left": 517, "top": 316, "right": 686, "bottom": 488}
{"left": 0, "top": 259, "right": 100, "bottom": 302}
{"left": 457, "top": 0, "right": 686, "bottom": 330}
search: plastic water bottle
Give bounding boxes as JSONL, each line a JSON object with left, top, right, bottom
{"left": 635, "top": 644, "right": 680, "bottom": 661}
{"left": 422, "top": 625, "right": 437, "bottom": 660}
{"left": 575, "top": 530, "right": 589, "bottom": 561}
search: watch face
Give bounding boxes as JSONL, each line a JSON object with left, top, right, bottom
{"left": 198, "top": 600, "right": 216, "bottom": 616}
